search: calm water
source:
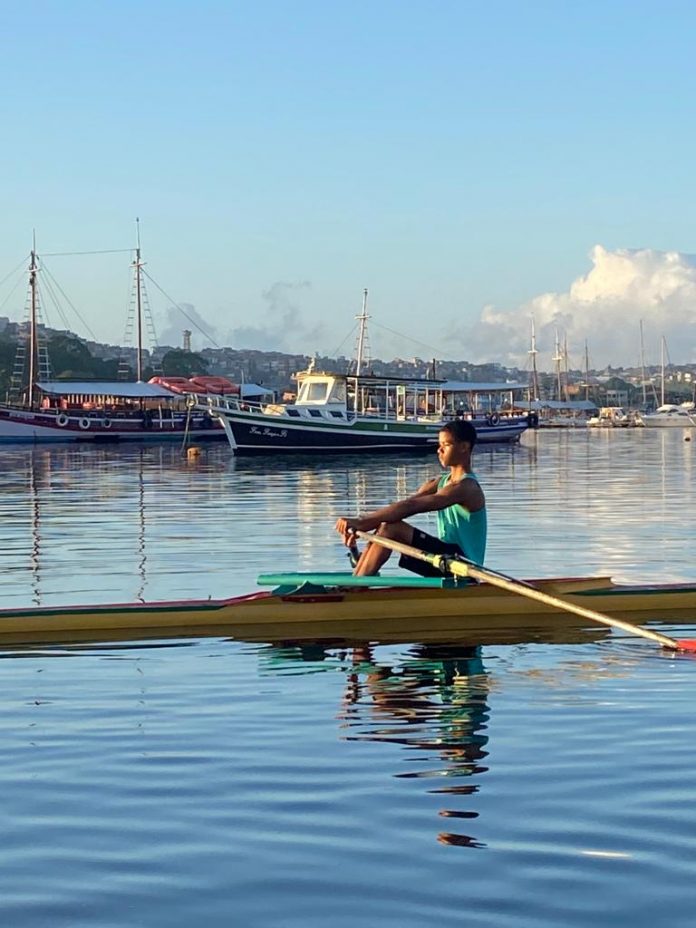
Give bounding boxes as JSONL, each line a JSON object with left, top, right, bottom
{"left": 1, "top": 430, "right": 695, "bottom": 926}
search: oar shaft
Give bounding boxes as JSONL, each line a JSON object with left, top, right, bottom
{"left": 355, "top": 531, "right": 680, "bottom": 650}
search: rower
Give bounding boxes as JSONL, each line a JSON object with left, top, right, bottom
{"left": 335, "top": 420, "right": 486, "bottom": 576}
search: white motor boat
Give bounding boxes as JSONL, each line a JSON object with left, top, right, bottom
{"left": 637, "top": 405, "right": 696, "bottom": 428}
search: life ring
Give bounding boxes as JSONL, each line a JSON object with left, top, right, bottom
{"left": 78, "top": 418, "right": 91, "bottom": 430}
{"left": 56, "top": 413, "right": 69, "bottom": 427}
{"left": 486, "top": 413, "right": 500, "bottom": 427}
{"left": 102, "top": 418, "right": 112, "bottom": 429}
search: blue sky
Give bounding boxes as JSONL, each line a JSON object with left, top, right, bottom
{"left": 1, "top": 1, "right": 695, "bottom": 367}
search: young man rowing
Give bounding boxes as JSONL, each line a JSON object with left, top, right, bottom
{"left": 335, "top": 419, "right": 487, "bottom": 576}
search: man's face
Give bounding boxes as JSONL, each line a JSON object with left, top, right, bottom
{"left": 437, "top": 431, "right": 468, "bottom": 466}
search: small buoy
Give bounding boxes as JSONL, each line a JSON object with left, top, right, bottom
{"left": 187, "top": 446, "right": 202, "bottom": 460}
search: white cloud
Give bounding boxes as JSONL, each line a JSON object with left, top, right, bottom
{"left": 448, "top": 245, "right": 696, "bottom": 369}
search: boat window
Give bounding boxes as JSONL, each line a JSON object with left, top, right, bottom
{"left": 299, "top": 382, "right": 329, "bottom": 403}
{"left": 308, "top": 409, "right": 323, "bottom": 418}
{"left": 327, "top": 382, "right": 347, "bottom": 404}
{"left": 286, "top": 408, "right": 301, "bottom": 417}
{"left": 330, "top": 411, "right": 344, "bottom": 418}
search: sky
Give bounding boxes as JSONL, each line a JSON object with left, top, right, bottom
{"left": 1, "top": 0, "right": 696, "bottom": 371}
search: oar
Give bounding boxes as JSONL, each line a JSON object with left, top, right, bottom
{"left": 354, "top": 531, "right": 696, "bottom": 652}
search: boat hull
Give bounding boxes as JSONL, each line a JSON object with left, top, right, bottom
{"left": 0, "top": 407, "right": 226, "bottom": 443}
{"left": 2, "top": 575, "right": 696, "bottom": 646}
{"left": 217, "top": 409, "right": 529, "bottom": 453}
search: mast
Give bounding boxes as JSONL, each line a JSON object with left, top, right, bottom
{"left": 584, "top": 339, "right": 590, "bottom": 401}
{"left": 133, "top": 217, "right": 144, "bottom": 381}
{"left": 27, "top": 235, "right": 38, "bottom": 407}
{"left": 355, "top": 288, "right": 370, "bottom": 377}
{"left": 661, "top": 335, "right": 666, "bottom": 406}
{"left": 528, "top": 316, "right": 540, "bottom": 403}
{"left": 639, "top": 319, "right": 647, "bottom": 406}
{"left": 553, "top": 329, "right": 563, "bottom": 402}
{"left": 563, "top": 333, "right": 569, "bottom": 402}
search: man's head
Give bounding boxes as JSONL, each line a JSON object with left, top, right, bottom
{"left": 439, "top": 419, "right": 477, "bottom": 449}
{"left": 437, "top": 420, "right": 477, "bottom": 468}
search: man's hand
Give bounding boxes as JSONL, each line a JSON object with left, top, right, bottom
{"left": 335, "top": 517, "right": 365, "bottom": 546}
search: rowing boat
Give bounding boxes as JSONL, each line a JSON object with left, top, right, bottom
{"left": 1, "top": 572, "right": 696, "bottom": 647}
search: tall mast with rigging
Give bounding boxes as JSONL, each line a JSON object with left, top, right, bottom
{"left": 639, "top": 319, "right": 647, "bottom": 407}
{"left": 660, "top": 335, "right": 666, "bottom": 406}
{"left": 528, "top": 316, "right": 540, "bottom": 403}
{"left": 134, "top": 218, "right": 144, "bottom": 382}
{"left": 355, "top": 288, "right": 370, "bottom": 376}
{"left": 553, "top": 329, "right": 563, "bottom": 402}
{"left": 27, "top": 235, "right": 38, "bottom": 407}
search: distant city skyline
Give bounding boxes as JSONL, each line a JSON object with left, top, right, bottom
{"left": 2, "top": 2, "right": 695, "bottom": 369}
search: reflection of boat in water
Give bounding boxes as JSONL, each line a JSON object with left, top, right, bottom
{"left": 1, "top": 571, "right": 695, "bottom": 646}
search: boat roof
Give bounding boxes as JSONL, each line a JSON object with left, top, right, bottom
{"left": 36, "top": 380, "right": 177, "bottom": 399}
{"left": 441, "top": 380, "right": 528, "bottom": 393}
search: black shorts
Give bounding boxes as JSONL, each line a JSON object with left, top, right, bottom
{"left": 399, "top": 528, "right": 463, "bottom": 578}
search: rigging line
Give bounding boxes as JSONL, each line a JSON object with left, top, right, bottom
{"left": 0, "top": 254, "right": 31, "bottom": 292}
{"left": 0, "top": 267, "right": 28, "bottom": 313}
{"left": 369, "top": 320, "right": 448, "bottom": 359}
{"left": 41, "top": 248, "right": 133, "bottom": 257}
{"left": 40, "top": 261, "right": 98, "bottom": 341}
{"left": 142, "top": 269, "right": 220, "bottom": 347}
{"left": 329, "top": 322, "right": 359, "bottom": 360}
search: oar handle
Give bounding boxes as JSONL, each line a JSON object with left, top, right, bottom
{"left": 355, "top": 531, "right": 683, "bottom": 651}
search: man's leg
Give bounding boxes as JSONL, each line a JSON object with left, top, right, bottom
{"left": 354, "top": 521, "right": 415, "bottom": 576}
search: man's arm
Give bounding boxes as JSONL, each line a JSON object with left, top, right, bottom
{"left": 335, "top": 478, "right": 484, "bottom": 537}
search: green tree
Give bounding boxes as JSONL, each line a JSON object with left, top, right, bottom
{"left": 161, "top": 350, "right": 209, "bottom": 377}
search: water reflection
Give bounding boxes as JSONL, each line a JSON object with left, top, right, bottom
{"left": 340, "top": 643, "right": 490, "bottom": 848}
{"left": 259, "top": 640, "right": 492, "bottom": 848}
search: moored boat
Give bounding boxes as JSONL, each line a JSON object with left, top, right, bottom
{"left": 2, "top": 572, "right": 696, "bottom": 646}
{"left": 636, "top": 405, "right": 696, "bottom": 428}
{"left": 0, "top": 237, "right": 230, "bottom": 444}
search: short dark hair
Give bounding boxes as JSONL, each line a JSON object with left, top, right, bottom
{"left": 440, "top": 419, "right": 477, "bottom": 448}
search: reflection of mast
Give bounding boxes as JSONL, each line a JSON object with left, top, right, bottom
{"left": 136, "top": 449, "right": 147, "bottom": 601}
{"left": 29, "top": 451, "right": 43, "bottom": 605}
{"left": 528, "top": 317, "right": 540, "bottom": 403}
{"left": 355, "top": 289, "right": 370, "bottom": 376}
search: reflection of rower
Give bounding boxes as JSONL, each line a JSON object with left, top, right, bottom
{"left": 341, "top": 642, "right": 490, "bottom": 849}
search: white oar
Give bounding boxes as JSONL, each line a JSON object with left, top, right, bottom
{"left": 355, "top": 531, "right": 696, "bottom": 652}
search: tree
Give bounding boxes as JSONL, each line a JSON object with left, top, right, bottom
{"left": 161, "top": 350, "right": 209, "bottom": 377}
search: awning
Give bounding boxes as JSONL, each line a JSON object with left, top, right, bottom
{"left": 441, "top": 381, "right": 528, "bottom": 392}
{"left": 36, "top": 381, "right": 178, "bottom": 399}
{"left": 241, "top": 383, "right": 274, "bottom": 398}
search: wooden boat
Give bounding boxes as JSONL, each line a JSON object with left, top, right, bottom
{"left": 1, "top": 572, "right": 696, "bottom": 647}
{"left": 0, "top": 237, "right": 230, "bottom": 444}
{"left": 201, "top": 294, "right": 532, "bottom": 454}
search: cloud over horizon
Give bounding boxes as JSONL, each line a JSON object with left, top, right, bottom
{"left": 448, "top": 245, "right": 696, "bottom": 370}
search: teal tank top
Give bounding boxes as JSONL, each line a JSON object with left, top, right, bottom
{"left": 436, "top": 472, "right": 487, "bottom": 565}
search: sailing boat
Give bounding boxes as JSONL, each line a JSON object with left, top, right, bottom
{"left": 0, "top": 233, "right": 227, "bottom": 444}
